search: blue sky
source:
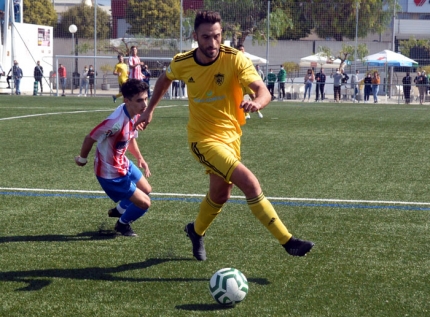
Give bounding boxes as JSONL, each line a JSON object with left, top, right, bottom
{"left": 97, "top": 0, "right": 111, "bottom": 6}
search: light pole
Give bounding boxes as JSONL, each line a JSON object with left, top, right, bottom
{"left": 69, "top": 24, "right": 78, "bottom": 92}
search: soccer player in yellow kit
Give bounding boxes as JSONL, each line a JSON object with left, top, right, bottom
{"left": 135, "top": 11, "right": 314, "bottom": 260}
{"left": 112, "top": 53, "right": 129, "bottom": 103}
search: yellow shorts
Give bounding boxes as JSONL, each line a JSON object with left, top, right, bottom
{"left": 189, "top": 139, "right": 241, "bottom": 183}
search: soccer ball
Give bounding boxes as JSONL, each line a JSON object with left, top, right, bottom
{"left": 209, "top": 268, "right": 249, "bottom": 306}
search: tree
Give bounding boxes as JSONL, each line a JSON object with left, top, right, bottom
{"left": 284, "top": 62, "right": 300, "bottom": 82}
{"left": 309, "top": 0, "right": 397, "bottom": 41}
{"left": 399, "top": 36, "right": 430, "bottom": 65}
{"left": 203, "top": 0, "right": 294, "bottom": 47}
{"left": 125, "top": 0, "right": 181, "bottom": 38}
{"left": 23, "top": 0, "right": 57, "bottom": 27}
{"left": 272, "top": 0, "right": 313, "bottom": 40}
{"left": 319, "top": 43, "right": 369, "bottom": 69}
{"left": 60, "top": 2, "right": 111, "bottom": 39}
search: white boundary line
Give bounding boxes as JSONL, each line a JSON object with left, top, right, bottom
{"left": 1, "top": 187, "right": 430, "bottom": 206}
{"left": 0, "top": 105, "right": 184, "bottom": 122}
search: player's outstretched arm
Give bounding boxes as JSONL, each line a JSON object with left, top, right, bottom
{"left": 75, "top": 134, "right": 96, "bottom": 167}
{"left": 134, "top": 72, "right": 172, "bottom": 131}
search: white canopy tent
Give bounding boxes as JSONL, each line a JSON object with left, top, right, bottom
{"left": 362, "top": 49, "right": 418, "bottom": 67}
{"left": 299, "top": 53, "right": 344, "bottom": 69}
{"left": 244, "top": 52, "right": 268, "bottom": 64}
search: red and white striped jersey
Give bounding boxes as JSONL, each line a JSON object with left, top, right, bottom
{"left": 90, "top": 105, "right": 139, "bottom": 179}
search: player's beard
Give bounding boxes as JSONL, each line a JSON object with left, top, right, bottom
{"left": 199, "top": 44, "right": 219, "bottom": 60}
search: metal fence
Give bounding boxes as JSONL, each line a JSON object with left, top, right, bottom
{"left": 5, "top": 0, "right": 430, "bottom": 97}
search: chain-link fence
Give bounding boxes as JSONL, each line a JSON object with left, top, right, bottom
{"left": 2, "top": 0, "right": 429, "bottom": 99}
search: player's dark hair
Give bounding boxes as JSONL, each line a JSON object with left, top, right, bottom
{"left": 118, "top": 53, "right": 123, "bottom": 58}
{"left": 121, "top": 79, "right": 148, "bottom": 100}
{"left": 194, "top": 11, "right": 221, "bottom": 30}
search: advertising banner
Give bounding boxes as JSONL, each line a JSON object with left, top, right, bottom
{"left": 408, "top": 0, "right": 430, "bottom": 13}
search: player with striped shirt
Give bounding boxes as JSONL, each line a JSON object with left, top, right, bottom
{"left": 135, "top": 11, "right": 314, "bottom": 260}
{"left": 75, "top": 79, "right": 152, "bottom": 237}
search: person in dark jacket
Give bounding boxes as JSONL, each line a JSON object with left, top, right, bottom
{"left": 315, "top": 68, "right": 326, "bottom": 102}
{"left": 402, "top": 72, "right": 412, "bottom": 104}
{"left": 34, "top": 60, "right": 44, "bottom": 94}
{"left": 363, "top": 72, "right": 372, "bottom": 103}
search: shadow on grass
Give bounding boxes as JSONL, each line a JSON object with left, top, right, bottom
{"left": 176, "top": 303, "right": 235, "bottom": 311}
{"left": 1, "top": 258, "right": 193, "bottom": 291}
{"left": 0, "top": 257, "right": 270, "bottom": 292}
{"left": 0, "top": 230, "right": 117, "bottom": 243}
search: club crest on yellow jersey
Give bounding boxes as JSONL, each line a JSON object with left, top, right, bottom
{"left": 214, "top": 73, "right": 224, "bottom": 86}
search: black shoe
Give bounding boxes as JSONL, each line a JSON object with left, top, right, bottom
{"left": 114, "top": 220, "right": 137, "bottom": 237}
{"left": 283, "top": 236, "right": 314, "bottom": 256}
{"left": 108, "top": 207, "right": 121, "bottom": 218}
{"left": 184, "top": 222, "right": 207, "bottom": 261}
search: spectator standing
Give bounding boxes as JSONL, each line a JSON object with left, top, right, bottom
{"left": 371, "top": 71, "right": 380, "bottom": 103}
{"left": 0, "top": 63, "right": 5, "bottom": 78}
{"left": 402, "top": 72, "right": 412, "bottom": 104}
{"left": 141, "top": 65, "right": 151, "bottom": 98}
{"left": 180, "top": 80, "right": 186, "bottom": 98}
{"left": 172, "top": 79, "right": 180, "bottom": 98}
{"left": 341, "top": 69, "right": 349, "bottom": 100}
{"left": 332, "top": 68, "right": 343, "bottom": 103}
{"left": 363, "top": 73, "right": 372, "bottom": 103}
{"left": 302, "top": 68, "right": 315, "bottom": 102}
{"left": 351, "top": 70, "right": 359, "bottom": 101}
{"left": 58, "top": 63, "right": 67, "bottom": 96}
{"left": 34, "top": 60, "right": 44, "bottom": 94}
{"left": 88, "top": 65, "right": 97, "bottom": 97}
{"left": 315, "top": 68, "right": 326, "bottom": 102}
{"left": 79, "top": 66, "right": 89, "bottom": 97}
{"left": 10, "top": 60, "right": 23, "bottom": 95}
{"left": 255, "top": 65, "right": 264, "bottom": 80}
{"left": 427, "top": 71, "right": 430, "bottom": 95}
{"left": 112, "top": 53, "right": 128, "bottom": 102}
{"left": 277, "top": 65, "right": 287, "bottom": 100}
{"left": 266, "top": 68, "right": 277, "bottom": 100}
{"left": 415, "top": 71, "right": 428, "bottom": 105}
{"left": 128, "top": 46, "right": 143, "bottom": 80}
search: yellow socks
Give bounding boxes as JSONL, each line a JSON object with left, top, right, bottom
{"left": 248, "top": 193, "right": 292, "bottom": 245}
{"left": 194, "top": 194, "right": 223, "bottom": 236}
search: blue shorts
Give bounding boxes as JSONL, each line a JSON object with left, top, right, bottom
{"left": 96, "top": 161, "right": 143, "bottom": 202}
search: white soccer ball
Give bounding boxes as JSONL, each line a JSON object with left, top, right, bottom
{"left": 209, "top": 268, "right": 249, "bottom": 306}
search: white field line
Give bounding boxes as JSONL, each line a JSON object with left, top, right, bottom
{"left": 1, "top": 187, "right": 430, "bottom": 206}
{"left": 0, "top": 105, "right": 183, "bottom": 121}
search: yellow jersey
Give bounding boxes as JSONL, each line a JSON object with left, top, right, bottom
{"left": 114, "top": 62, "right": 128, "bottom": 85}
{"left": 166, "top": 45, "right": 260, "bottom": 143}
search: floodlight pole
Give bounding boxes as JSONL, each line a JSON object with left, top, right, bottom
{"left": 69, "top": 24, "right": 78, "bottom": 83}
{"left": 354, "top": 1, "right": 359, "bottom": 103}
{"left": 94, "top": 0, "right": 97, "bottom": 96}
{"left": 179, "top": 0, "right": 183, "bottom": 98}
{"left": 265, "top": 0, "right": 271, "bottom": 80}
{"left": 354, "top": 2, "right": 358, "bottom": 75}
{"left": 389, "top": 0, "right": 397, "bottom": 99}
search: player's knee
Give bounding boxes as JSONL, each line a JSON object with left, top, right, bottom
{"left": 135, "top": 198, "right": 150, "bottom": 210}
{"left": 209, "top": 191, "right": 229, "bottom": 205}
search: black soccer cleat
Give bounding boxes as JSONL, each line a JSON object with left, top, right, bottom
{"left": 184, "top": 222, "right": 207, "bottom": 261}
{"left": 114, "top": 220, "right": 137, "bottom": 237}
{"left": 108, "top": 207, "right": 121, "bottom": 218}
{"left": 283, "top": 236, "right": 314, "bottom": 256}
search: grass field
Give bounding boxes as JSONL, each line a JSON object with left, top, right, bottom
{"left": 0, "top": 96, "right": 429, "bottom": 317}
